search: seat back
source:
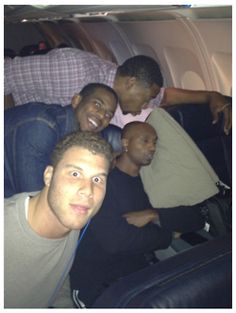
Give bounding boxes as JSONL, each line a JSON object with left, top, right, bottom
{"left": 101, "top": 124, "right": 122, "bottom": 153}
{"left": 92, "top": 235, "right": 232, "bottom": 308}
{"left": 165, "top": 102, "right": 232, "bottom": 187}
{"left": 163, "top": 103, "right": 232, "bottom": 236}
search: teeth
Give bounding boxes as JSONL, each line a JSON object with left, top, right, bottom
{"left": 88, "top": 118, "right": 98, "bottom": 127}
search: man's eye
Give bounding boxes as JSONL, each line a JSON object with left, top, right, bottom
{"left": 94, "top": 101, "right": 101, "bottom": 108}
{"left": 105, "top": 112, "right": 113, "bottom": 119}
{"left": 71, "top": 171, "right": 81, "bottom": 178}
{"left": 93, "top": 176, "right": 103, "bottom": 184}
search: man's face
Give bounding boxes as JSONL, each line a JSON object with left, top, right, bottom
{"left": 118, "top": 81, "right": 160, "bottom": 115}
{"left": 45, "top": 146, "right": 110, "bottom": 232}
{"left": 125, "top": 124, "right": 157, "bottom": 166}
{"left": 73, "top": 88, "right": 117, "bottom": 132}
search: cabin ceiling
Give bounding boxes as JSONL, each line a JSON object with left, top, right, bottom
{"left": 3, "top": 5, "right": 185, "bottom": 22}
{"left": 4, "top": 5, "right": 232, "bottom": 23}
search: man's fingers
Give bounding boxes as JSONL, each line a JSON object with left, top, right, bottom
{"left": 223, "top": 108, "right": 232, "bottom": 135}
{"left": 212, "top": 111, "right": 219, "bottom": 125}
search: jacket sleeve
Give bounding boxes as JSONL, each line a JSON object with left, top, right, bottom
{"left": 90, "top": 183, "right": 172, "bottom": 255}
{"left": 5, "top": 117, "right": 58, "bottom": 195}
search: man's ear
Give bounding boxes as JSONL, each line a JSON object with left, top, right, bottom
{"left": 44, "top": 165, "right": 54, "bottom": 187}
{"left": 71, "top": 94, "right": 82, "bottom": 109}
{"left": 126, "top": 76, "right": 137, "bottom": 89}
{"left": 121, "top": 138, "right": 129, "bottom": 152}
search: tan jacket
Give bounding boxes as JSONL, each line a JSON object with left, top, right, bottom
{"left": 140, "top": 108, "right": 219, "bottom": 208}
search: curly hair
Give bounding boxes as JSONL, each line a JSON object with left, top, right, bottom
{"left": 50, "top": 131, "right": 113, "bottom": 167}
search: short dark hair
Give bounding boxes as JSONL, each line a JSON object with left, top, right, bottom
{"left": 121, "top": 121, "right": 142, "bottom": 139}
{"left": 116, "top": 55, "right": 163, "bottom": 88}
{"left": 79, "top": 83, "right": 118, "bottom": 104}
{"left": 50, "top": 131, "right": 114, "bottom": 167}
{"left": 121, "top": 121, "right": 157, "bottom": 139}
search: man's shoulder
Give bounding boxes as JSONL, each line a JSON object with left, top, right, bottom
{"left": 5, "top": 192, "right": 38, "bottom": 212}
{"left": 5, "top": 102, "right": 69, "bottom": 119}
{"left": 48, "top": 47, "right": 102, "bottom": 61}
{"left": 109, "top": 166, "right": 121, "bottom": 178}
{"left": 107, "top": 167, "right": 130, "bottom": 186}
{"left": 4, "top": 103, "right": 73, "bottom": 138}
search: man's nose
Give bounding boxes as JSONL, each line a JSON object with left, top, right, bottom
{"left": 96, "top": 107, "right": 106, "bottom": 119}
{"left": 131, "top": 111, "right": 141, "bottom": 116}
{"left": 142, "top": 102, "right": 149, "bottom": 109}
{"left": 148, "top": 142, "right": 156, "bottom": 152}
{"left": 77, "top": 179, "right": 93, "bottom": 198}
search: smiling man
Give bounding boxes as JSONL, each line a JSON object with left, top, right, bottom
{"left": 4, "top": 131, "right": 113, "bottom": 308}
{"left": 4, "top": 83, "right": 118, "bottom": 198}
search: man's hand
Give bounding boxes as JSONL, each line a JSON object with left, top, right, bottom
{"left": 122, "top": 209, "right": 159, "bottom": 227}
{"left": 161, "top": 88, "right": 232, "bottom": 136}
{"left": 209, "top": 93, "right": 232, "bottom": 135}
{"left": 4, "top": 94, "right": 15, "bottom": 110}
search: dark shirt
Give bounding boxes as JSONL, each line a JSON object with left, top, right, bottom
{"left": 70, "top": 167, "right": 172, "bottom": 306}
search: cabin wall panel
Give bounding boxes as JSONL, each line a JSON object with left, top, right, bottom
{"left": 79, "top": 21, "right": 135, "bottom": 64}
{"left": 118, "top": 20, "right": 211, "bottom": 90}
{"left": 117, "top": 18, "right": 231, "bottom": 95}
{"left": 189, "top": 19, "right": 232, "bottom": 95}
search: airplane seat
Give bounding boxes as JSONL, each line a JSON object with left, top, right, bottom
{"left": 165, "top": 101, "right": 232, "bottom": 188}
{"left": 101, "top": 124, "right": 122, "bottom": 154}
{"left": 164, "top": 102, "right": 232, "bottom": 239}
{"left": 92, "top": 235, "right": 232, "bottom": 308}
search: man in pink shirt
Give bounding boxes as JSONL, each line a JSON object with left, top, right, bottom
{"left": 4, "top": 48, "right": 231, "bottom": 134}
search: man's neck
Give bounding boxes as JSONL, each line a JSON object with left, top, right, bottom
{"left": 116, "top": 155, "right": 140, "bottom": 177}
{"left": 113, "top": 75, "right": 123, "bottom": 98}
{"left": 28, "top": 189, "right": 70, "bottom": 239}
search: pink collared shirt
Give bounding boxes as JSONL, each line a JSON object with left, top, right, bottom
{"left": 110, "top": 88, "right": 165, "bottom": 128}
{"left": 4, "top": 48, "right": 117, "bottom": 106}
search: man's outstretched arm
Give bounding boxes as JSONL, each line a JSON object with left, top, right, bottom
{"left": 160, "top": 88, "right": 232, "bottom": 135}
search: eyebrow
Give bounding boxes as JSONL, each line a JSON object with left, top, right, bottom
{"left": 94, "top": 96, "right": 115, "bottom": 111}
{"left": 139, "top": 135, "right": 158, "bottom": 141}
{"left": 64, "top": 164, "right": 108, "bottom": 177}
{"left": 93, "top": 96, "right": 104, "bottom": 104}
